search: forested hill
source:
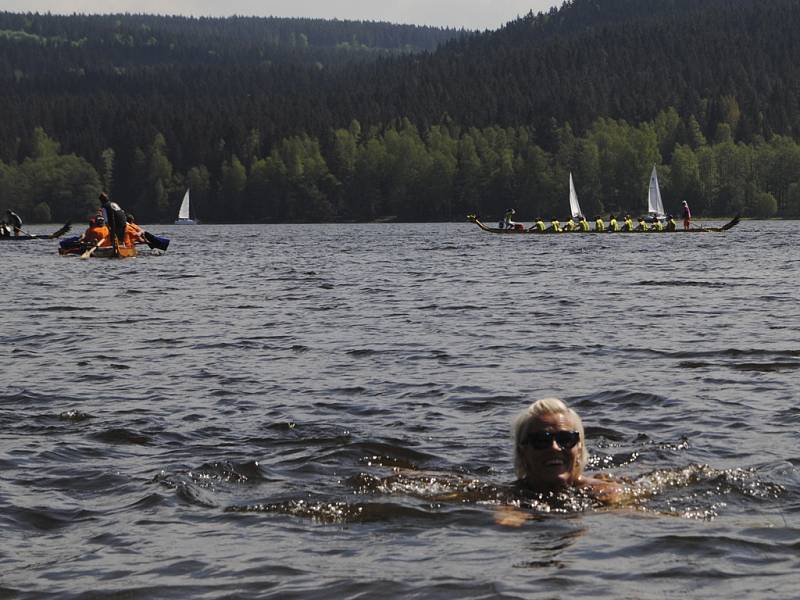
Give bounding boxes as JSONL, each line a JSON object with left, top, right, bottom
{"left": 359, "top": 0, "right": 800, "bottom": 140}
{"left": 3, "top": 1, "right": 800, "bottom": 224}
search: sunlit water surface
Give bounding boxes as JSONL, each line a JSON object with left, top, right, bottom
{"left": 1, "top": 220, "right": 798, "bottom": 599}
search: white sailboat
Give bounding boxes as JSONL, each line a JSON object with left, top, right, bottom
{"left": 568, "top": 172, "right": 583, "bottom": 218}
{"left": 174, "top": 188, "right": 196, "bottom": 224}
{"left": 647, "top": 166, "right": 666, "bottom": 220}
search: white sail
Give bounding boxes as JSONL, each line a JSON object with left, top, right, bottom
{"left": 647, "top": 166, "right": 666, "bottom": 219}
{"left": 175, "top": 189, "right": 196, "bottom": 224}
{"left": 178, "top": 190, "right": 190, "bottom": 220}
{"left": 568, "top": 172, "right": 583, "bottom": 218}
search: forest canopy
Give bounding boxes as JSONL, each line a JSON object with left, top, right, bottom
{"left": 2, "top": 0, "right": 800, "bottom": 222}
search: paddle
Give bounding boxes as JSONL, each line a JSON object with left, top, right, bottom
{"left": 80, "top": 237, "right": 105, "bottom": 259}
{"left": 142, "top": 231, "right": 170, "bottom": 251}
{"left": 15, "top": 221, "right": 72, "bottom": 239}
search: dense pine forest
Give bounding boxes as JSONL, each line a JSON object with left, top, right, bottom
{"left": 3, "top": 0, "right": 800, "bottom": 223}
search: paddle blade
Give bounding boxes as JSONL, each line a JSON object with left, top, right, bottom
{"left": 48, "top": 221, "right": 72, "bottom": 239}
{"left": 59, "top": 235, "right": 82, "bottom": 249}
{"left": 144, "top": 231, "right": 170, "bottom": 251}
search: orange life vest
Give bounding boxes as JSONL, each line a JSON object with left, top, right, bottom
{"left": 84, "top": 224, "right": 110, "bottom": 245}
{"left": 124, "top": 222, "right": 145, "bottom": 247}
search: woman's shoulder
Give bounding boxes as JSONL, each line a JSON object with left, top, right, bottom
{"left": 578, "top": 473, "right": 627, "bottom": 504}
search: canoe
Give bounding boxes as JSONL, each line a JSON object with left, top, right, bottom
{"left": 58, "top": 246, "right": 138, "bottom": 258}
{"left": 467, "top": 214, "right": 740, "bottom": 234}
{"left": 58, "top": 238, "right": 138, "bottom": 258}
{"left": 0, "top": 222, "right": 71, "bottom": 240}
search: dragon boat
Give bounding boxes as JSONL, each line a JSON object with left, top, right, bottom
{"left": 467, "top": 214, "right": 741, "bottom": 234}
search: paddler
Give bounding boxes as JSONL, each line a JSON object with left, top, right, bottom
{"left": 594, "top": 215, "right": 606, "bottom": 232}
{"left": 124, "top": 213, "right": 146, "bottom": 247}
{"left": 531, "top": 217, "right": 547, "bottom": 233}
{"left": 608, "top": 214, "right": 620, "bottom": 231}
{"left": 83, "top": 215, "right": 110, "bottom": 246}
{"left": 622, "top": 214, "right": 635, "bottom": 231}
{"left": 666, "top": 214, "right": 677, "bottom": 231}
{"left": 6, "top": 209, "right": 22, "bottom": 236}
{"left": 548, "top": 217, "right": 562, "bottom": 233}
{"left": 636, "top": 217, "right": 650, "bottom": 232}
{"left": 577, "top": 215, "right": 590, "bottom": 231}
{"left": 563, "top": 216, "right": 577, "bottom": 232}
{"left": 652, "top": 217, "right": 665, "bottom": 232}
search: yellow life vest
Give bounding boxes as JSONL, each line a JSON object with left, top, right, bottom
{"left": 595, "top": 219, "right": 605, "bottom": 231}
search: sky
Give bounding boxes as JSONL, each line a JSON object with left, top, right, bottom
{"left": 0, "top": 0, "right": 561, "bottom": 31}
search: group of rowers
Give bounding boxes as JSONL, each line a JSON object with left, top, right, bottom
{"left": 501, "top": 200, "right": 693, "bottom": 233}
{"left": 79, "top": 192, "right": 145, "bottom": 248}
{"left": 502, "top": 210, "right": 688, "bottom": 233}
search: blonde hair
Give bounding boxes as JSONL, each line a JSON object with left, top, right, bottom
{"left": 512, "top": 397, "right": 588, "bottom": 479}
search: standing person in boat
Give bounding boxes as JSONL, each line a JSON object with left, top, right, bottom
{"left": 99, "top": 192, "right": 127, "bottom": 248}
{"left": 681, "top": 201, "right": 692, "bottom": 230}
{"left": 6, "top": 209, "right": 22, "bottom": 236}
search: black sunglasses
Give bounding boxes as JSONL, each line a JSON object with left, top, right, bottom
{"left": 520, "top": 430, "right": 580, "bottom": 450}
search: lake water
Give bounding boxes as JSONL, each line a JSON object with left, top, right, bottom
{"left": 1, "top": 220, "right": 798, "bottom": 599}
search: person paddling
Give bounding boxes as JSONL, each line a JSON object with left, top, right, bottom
{"left": 6, "top": 209, "right": 22, "bottom": 236}
{"left": 666, "top": 214, "right": 677, "bottom": 231}
{"left": 594, "top": 215, "right": 606, "bottom": 232}
{"left": 530, "top": 217, "right": 547, "bottom": 233}
{"left": 83, "top": 215, "right": 110, "bottom": 247}
{"left": 124, "top": 213, "right": 146, "bottom": 247}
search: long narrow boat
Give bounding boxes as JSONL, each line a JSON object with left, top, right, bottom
{"left": 0, "top": 222, "right": 71, "bottom": 241}
{"left": 467, "top": 214, "right": 740, "bottom": 234}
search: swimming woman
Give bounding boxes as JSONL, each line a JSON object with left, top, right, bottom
{"left": 497, "top": 398, "right": 625, "bottom": 525}
{"left": 512, "top": 397, "right": 623, "bottom": 500}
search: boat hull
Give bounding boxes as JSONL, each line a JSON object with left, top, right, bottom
{"left": 467, "top": 215, "right": 740, "bottom": 234}
{"left": 59, "top": 245, "right": 138, "bottom": 258}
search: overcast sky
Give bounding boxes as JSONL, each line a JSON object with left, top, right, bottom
{"left": 1, "top": 1, "right": 560, "bottom": 31}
